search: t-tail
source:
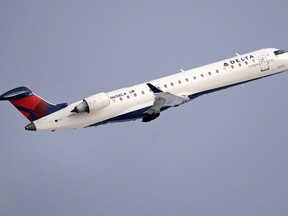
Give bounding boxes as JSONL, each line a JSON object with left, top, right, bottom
{"left": 0, "top": 86, "right": 67, "bottom": 130}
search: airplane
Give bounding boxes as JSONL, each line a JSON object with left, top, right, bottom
{"left": 1, "top": 48, "right": 288, "bottom": 131}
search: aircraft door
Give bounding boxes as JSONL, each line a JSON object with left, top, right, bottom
{"left": 258, "top": 55, "right": 269, "bottom": 72}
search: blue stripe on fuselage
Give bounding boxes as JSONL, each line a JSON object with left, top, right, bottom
{"left": 87, "top": 106, "right": 152, "bottom": 127}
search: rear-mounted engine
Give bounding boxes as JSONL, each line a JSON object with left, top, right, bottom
{"left": 71, "top": 92, "right": 110, "bottom": 113}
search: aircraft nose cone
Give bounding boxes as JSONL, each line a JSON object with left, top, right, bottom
{"left": 25, "top": 122, "right": 36, "bottom": 131}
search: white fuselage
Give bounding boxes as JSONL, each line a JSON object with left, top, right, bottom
{"left": 34, "top": 48, "right": 288, "bottom": 131}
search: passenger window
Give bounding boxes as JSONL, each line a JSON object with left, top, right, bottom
{"left": 186, "top": 78, "right": 189, "bottom": 82}
{"left": 171, "top": 82, "right": 174, "bottom": 86}
{"left": 178, "top": 80, "right": 181, "bottom": 84}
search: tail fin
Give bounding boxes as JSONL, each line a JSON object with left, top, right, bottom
{"left": 0, "top": 86, "right": 68, "bottom": 121}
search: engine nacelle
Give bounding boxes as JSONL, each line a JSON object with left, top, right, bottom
{"left": 71, "top": 92, "right": 110, "bottom": 113}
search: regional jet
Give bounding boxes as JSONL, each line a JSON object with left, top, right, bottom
{"left": 1, "top": 48, "right": 287, "bottom": 131}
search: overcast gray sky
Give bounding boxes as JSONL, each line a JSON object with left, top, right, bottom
{"left": 1, "top": 1, "right": 288, "bottom": 216}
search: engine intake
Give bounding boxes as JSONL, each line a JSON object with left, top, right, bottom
{"left": 71, "top": 92, "right": 110, "bottom": 113}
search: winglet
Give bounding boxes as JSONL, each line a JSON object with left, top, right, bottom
{"left": 147, "top": 83, "right": 162, "bottom": 93}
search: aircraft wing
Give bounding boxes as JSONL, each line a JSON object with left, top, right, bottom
{"left": 144, "top": 83, "right": 189, "bottom": 116}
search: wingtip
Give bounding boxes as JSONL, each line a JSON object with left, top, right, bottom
{"left": 147, "top": 83, "right": 162, "bottom": 93}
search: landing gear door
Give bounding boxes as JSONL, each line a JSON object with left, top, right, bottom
{"left": 258, "top": 55, "right": 269, "bottom": 72}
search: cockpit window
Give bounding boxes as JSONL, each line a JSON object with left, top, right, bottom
{"left": 274, "top": 49, "right": 287, "bottom": 55}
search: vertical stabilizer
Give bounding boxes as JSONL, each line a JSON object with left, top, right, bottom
{"left": 0, "top": 86, "right": 67, "bottom": 121}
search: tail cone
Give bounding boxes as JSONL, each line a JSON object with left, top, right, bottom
{"left": 25, "top": 122, "right": 36, "bottom": 131}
